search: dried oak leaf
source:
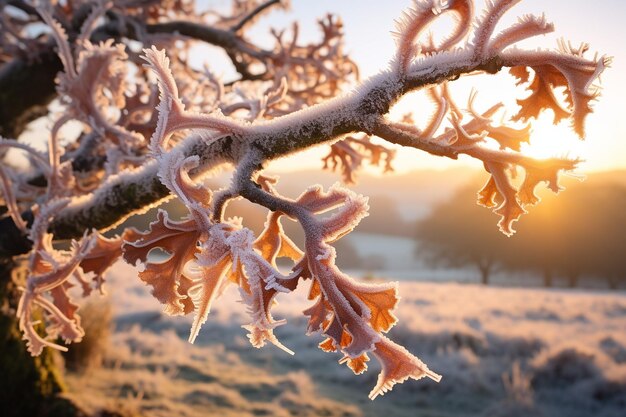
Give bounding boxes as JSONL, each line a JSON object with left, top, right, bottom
{"left": 485, "top": 123, "right": 531, "bottom": 151}
{"left": 254, "top": 212, "right": 303, "bottom": 265}
{"left": 187, "top": 253, "right": 231, "bottom": 343}
{"left": 518, "top": 161, "right": 574, "bottom": 206}
{"left": 122, "top": 210, "right": 200, "bottom": 315}
{"left": 369, "top": 337, "right": 441, "bottom": 400}
{"left": 80, "top": 229, "right": 141, "bottom": 287}
{"left": 228, "top": 228, "right": 295, "bottom": 354}
{"left": 510, "top": 51, "right": 608, "bottom": 137}
{"left": 511, "top": 65, "right": 571, "bottom": 125}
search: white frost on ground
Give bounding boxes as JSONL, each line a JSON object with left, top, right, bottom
{"left": 64, "top": 261, "right": 626, "bottom": 417}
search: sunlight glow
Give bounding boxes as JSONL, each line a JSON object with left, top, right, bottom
{"left": 520, "top": 114, "right": 586, "bottom": 162}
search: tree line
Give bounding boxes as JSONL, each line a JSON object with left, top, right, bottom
{"left": 415, "top": 178, "right": 626, "bottom": 288}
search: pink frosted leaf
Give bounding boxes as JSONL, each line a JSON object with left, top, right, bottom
{"left": 122, "top": 210, "right": 200, "bottom": 315}
{"left": 318, "top": 191, "right": 369, "bottom": 243}
{"left": 394, "top": 0, "right": 473, "bottom": 73}
{"left": 17, "top": 292, "right": 67, "bottom": 355}
{"left": 187, "top": 255, "right": 231, "bottom": 343}
{"left": 35, "top": 294, "right": 84, "bottom": 344}
{"left": 50, "top": 284, "right": 79, "bottom": 323}
{"left": 485, "top": 123, "right": 531, "bottom": 151}
{"left": 477, "top": 175, "right": 499, "bottom": 208}
{"left": 487, "top": 162, "right": 525, "bottom": 236}
{"left": 508, "top": 50, "right": 609, "bottom": 137}
{"left": 17, "top": 234, "right": 95, "bottom": 356}
{"left": 369, "top": 337, "right": 441, "bottom": 400}
{"left": 490, "top": 14, "right": 554, "bottom": 53}
{"left": 80, "top": 229, "right": 140, "bottom": 286}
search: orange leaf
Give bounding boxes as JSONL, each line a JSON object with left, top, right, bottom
{"left": 122, "top": 210, "right": 200, "bottom": 315}
{"left": 348, "top": 282, "right": 399, "bottom": 333}
{"left": 340, "top": 352, "right": 370, "bottom": 375}
{"left": 369, "top": 337, "right": 441, "bottom": 400}
{"left": 80, "top": 229, "right": 141, "bottom": 284}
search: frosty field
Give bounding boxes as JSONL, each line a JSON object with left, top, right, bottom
{"left": 60, "top": 261, "right": 626, "bottom": 417}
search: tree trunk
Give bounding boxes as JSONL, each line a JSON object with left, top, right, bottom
{"left": 543, "top": 269, "right": 553, "bottom": 288}
{"left": 479, "top": 266, "right": 490, "bottom": 285}
{"left": 0, "top": 50, "right": 61, "bottom": 138}
{"left": 0, "top": 259, "right": 83, "bottom": 417}
{"left": 607, "top": 275, "right": 619, "bottom": 290}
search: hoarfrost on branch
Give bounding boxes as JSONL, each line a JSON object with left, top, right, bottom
{"left": 0, "top": 0, "right": 609, "bottom": 399}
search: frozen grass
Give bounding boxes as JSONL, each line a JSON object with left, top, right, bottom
{"left": 64, "top": 262, "right": 626, "bottom": 417}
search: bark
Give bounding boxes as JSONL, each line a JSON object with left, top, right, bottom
{"left": 567, "top": 272, "right": 579, "bottom": 288}
{"left": 543, "top": 269, "right": 553, "bottom": 288}
{"left": 0, "top": 49, "right": 62, "bottom": 138}
{"left": 479, "top": 266, "right": 490, "bottom": 285}
{"left": 607, "top": 275, "right": 620, "bottom": 290}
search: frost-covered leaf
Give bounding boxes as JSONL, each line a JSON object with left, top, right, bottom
{"left": 254, "top": 212, "right": 303, "bottom": 265}
{"left": 80, "top": 229, "right": 141, "bottom": 288}
{"left": 122, "top": 210, "right": 200, "bottom": 315}
{"left": 340, "top": 352, "right": 370, "bottom": 375}
{"left": 485, "top": 123, "right": 531, "bottom": 151}
{"left": 18, "top": 233, "right": 95, "bottom": 355}
{"left": 511, "top": 65, "right": 571, "bottom": 124}
{"left": 228, "top": 228, "right": 294, "bottom": 354}
{"left": 318, "top": 190, "right": 369, "bottom": 243}
{"left": 477, "top": 175, "right": 499, "bottom": 208}
{"left": 369, "top": 337, "right": 441, "bottom": 400}
{"left": 484, "top": 162, "right": 525, "bottom": 236}
{"left": 394, "top": 0, "right": 473, "bottom": 72}
{"left": 518, "top": 161, "right": 574, "bottom": 206}
{"left": 347, "top": 281, "right": 399, "bottom": 333}
{"left": 509, "top": 50, "right": 609, "bottom": 137}
{"left": 187, "top": 254, "right": 231, "bottom": 343}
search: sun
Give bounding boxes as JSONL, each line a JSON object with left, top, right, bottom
{"left": 521, "top": 113, "right": 587, "bottom": 161}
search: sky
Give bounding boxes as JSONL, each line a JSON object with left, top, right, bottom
{"left": 203, "top": 0, "right": 626, "bottom": 174}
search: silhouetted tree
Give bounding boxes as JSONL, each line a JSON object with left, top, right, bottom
{"left": 415, "top": 186, "right": 511, "bottom": 285}
{"left": 419, "top": 180, "right": 626, "bottom": 288}
{"left": 504, "top": 182, "right": 626, "bottom": 288}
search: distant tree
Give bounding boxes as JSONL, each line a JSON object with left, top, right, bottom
{"left": 420, "top": 180, "right": 626, "bottom": 288}
{"left": 583, "top": 185, "right": 626, "bottom": 289}
{"left": 415, "top": 186, "right": 511, "bottom": 285}
{"left": 0, "top": 0, "right": 609, "bottom": 408}
{"left": 499, "top": 190, "right": 566, "bottom": 287}
{"left": 503, "top": 183, "right": 626, "bottom": 288}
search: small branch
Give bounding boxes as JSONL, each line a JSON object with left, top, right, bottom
{"left": 371, "top": 121, "right": 458, "bottom": 159}
{"left": 0, "top": 43, "right": 588, "bottom": 256}
{"left": 231, "top": 0, "right": 282, "bottom": 33}
{"left": 0, "top": 48, "right": 62, "bottom": 138}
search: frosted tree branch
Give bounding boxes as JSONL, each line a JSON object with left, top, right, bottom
{"left": 0, "top": 0, "right": 610, "bottom": 399}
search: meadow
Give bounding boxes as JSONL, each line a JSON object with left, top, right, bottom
{"left": 62, "top": 261, "right": 626, "bottom": 417}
